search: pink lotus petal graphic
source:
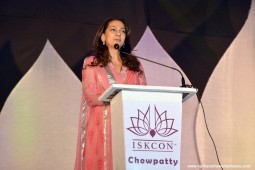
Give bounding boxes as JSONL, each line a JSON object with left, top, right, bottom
{"left": 127, "top": 106, "right": 150, "bottom": 136}
{"left": 149, "top": 129, "right": 156, "bottom": 137}
{"left": 127, "top": 105, "right": 178, "bottom": 138}
{"left": 154, "top": 106, "right": 178, "bottom": 137}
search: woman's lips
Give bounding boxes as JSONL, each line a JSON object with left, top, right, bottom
{"left": 114, "top": 39, "right": 121, "bottom": 42}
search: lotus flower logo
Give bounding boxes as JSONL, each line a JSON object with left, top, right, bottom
{"left": 127, "top": 105, "right": 178, "bottom": 138}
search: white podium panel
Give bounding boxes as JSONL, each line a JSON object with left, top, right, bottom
{"left": 99, "top": 84, "right": 197, "bottom": 170}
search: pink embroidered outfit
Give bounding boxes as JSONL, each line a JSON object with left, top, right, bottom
{"left": 74, "top": 56, "right": 147, "bottom": 170}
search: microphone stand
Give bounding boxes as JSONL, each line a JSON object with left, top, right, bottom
{"left": 135, "top": 55, "right": 187, "bottom": 87}
{"left": 114, "top": 43, "right": 191, "bottom": 88}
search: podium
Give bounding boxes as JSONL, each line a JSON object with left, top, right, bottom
{"left": 99, "top": 84, "right": 197, "bottom": 170}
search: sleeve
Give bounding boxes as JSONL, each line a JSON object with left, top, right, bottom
{"left": 82, "top": 57, "right": 105, "bottom": 107}
{"left": 138, "top": 64, "right": 147, "bottom": 85}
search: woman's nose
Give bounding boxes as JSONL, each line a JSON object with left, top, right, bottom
{"left": 116, "top": 31, "right": 121, "bottom": 36}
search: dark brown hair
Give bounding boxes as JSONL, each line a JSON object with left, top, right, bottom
{"left": 86, "top": 17, "right": 143, "bottom": 74}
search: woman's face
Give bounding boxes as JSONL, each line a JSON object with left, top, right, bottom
{"left": 101, "top": 20, "right": 126, "bottom": 49}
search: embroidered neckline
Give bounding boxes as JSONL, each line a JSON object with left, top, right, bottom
{"left": 109, "top": 62, "right": 127, "bottom": 83}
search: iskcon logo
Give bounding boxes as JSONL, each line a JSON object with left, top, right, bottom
{"left": 127, "top": 105, "right": 178, "bottom": 138}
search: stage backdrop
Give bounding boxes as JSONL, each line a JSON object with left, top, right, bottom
{"left": 0, "top": 1, "right": 254, "bottom": 170}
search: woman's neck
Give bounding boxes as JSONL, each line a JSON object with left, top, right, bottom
{"left": 109, "top": 48, "right": 122, "bottom": 72}
{"left": 109, "top": 48, "right": 121, "bottom": 61}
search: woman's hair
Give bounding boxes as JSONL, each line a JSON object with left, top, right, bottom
{"left": 86, "top": 17, "right": 143, "bottom": 74}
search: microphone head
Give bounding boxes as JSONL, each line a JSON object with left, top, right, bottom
{"left": 114, "top": 43, "right": 120, "bottom": 50}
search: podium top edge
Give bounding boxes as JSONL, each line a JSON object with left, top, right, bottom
{"left": 98, "top": 84, "right": 198, "bottom": 102}
{"left": 110, "top": 84, "right": 197, "bottom": 92}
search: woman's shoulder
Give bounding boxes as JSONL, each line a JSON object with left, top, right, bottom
{"left": 83, "top": 56, "right": 95, "bottom": 64}
{"left": 82, "top": 56, "right": 96, "bottom": 69}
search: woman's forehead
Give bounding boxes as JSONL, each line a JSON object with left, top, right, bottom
{"left": 107, "top": 20, "right": 125, "bottom": 28}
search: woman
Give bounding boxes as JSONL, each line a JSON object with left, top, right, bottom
{"left": 74, "top": 17, "right": 147, "bottom": 170}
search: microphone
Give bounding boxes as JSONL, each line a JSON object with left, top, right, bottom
{"left": 114, "top": 43, "right": 120, "bottom": 50}
{"left": 114, "top": 43, "right": 190, "bottom": 88}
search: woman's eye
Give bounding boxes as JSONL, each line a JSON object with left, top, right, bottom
{"left": 110, "top": 28, "right": 116, "bottom": 31}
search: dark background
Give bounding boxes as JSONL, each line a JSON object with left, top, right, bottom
{"left": 0, "top": 0, "right": 252, "bottom": 110}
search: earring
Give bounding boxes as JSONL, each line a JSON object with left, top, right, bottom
{"left": 122, "top": 43, "right": 125, "bottom": 48}
{"left": 103, "top": 41, "right": 105, "bottom": 45}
